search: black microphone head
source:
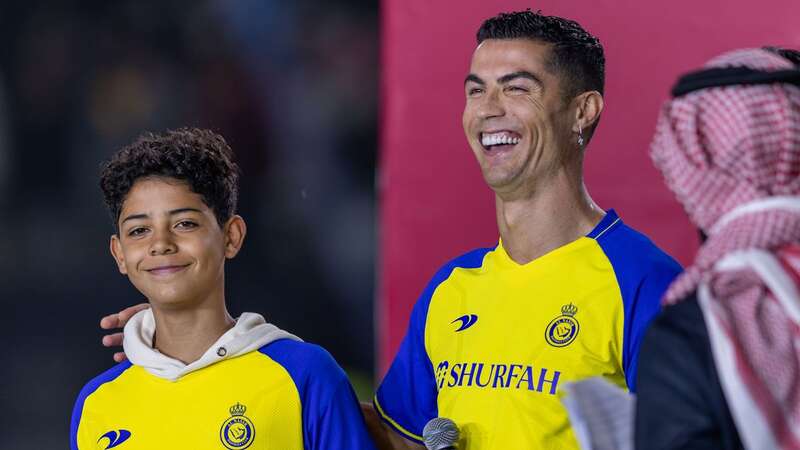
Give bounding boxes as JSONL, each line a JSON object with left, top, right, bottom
{"left": 422, "top": 417, "right": 460, "bottom": 450}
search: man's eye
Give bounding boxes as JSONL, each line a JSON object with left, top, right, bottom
{"left": 506, "top": 86, "right": 528, "bottom": 93}
{"left": 467, "top": 87, "right": 484, "bottom": 96}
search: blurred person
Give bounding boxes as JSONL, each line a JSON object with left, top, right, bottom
{"left": 97, "top": 10, "right": 682, "bottom": 450}
{"left": 635, "top": 48, "right": 800, "bottom": 450}
{"left": 72, "top": 128, "right": 376, "bottom": 450}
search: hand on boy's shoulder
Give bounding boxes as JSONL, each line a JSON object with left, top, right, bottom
{"left": 100, "top": 303, "right": 149, "bottom": 362}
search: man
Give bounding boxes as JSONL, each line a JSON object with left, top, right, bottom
{"left": 370, "top": 10, "right": 681, "bottom": 449}
{"left": 100, "top": 11, "right": 680, "bottom": 450}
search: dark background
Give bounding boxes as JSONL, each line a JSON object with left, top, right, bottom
{"left": 0, "top": 1, "right": 377, "bottom": 447}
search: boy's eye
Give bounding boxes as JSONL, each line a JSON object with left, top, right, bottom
{"left": 175, "top": 220, "right": 198, "bottom": 230}
{"left": 128, "top": 227, "right": 148, "bottom": 237}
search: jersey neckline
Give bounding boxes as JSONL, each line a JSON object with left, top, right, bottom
{"left": 493, "top": 209, "right": 620, "bottom": 270}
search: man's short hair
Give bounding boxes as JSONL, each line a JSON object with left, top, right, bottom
{"left": 477, "top": 10, "right": 605, "bottom": 100}
{"left": 100, "top": 127, "right": 240, "bottom": 231}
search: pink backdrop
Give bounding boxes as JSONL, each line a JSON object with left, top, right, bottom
{"left": 377, "top": 0, "right": 800, "bottom": 373}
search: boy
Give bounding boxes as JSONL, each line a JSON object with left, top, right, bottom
{"left": 70, "top": 128, "right": 377, "bottom": 449}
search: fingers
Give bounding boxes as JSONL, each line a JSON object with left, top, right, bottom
{"left": 99, "top": 303, "right": 149, "bottom": 330}
{"left": 102, "top": 332, "right": 124, "bottom": 348}
{"left": 119, "top": 303, "right": 149, "bottom": 323}
{"left": 100, "top": 313, "right": 121, "bottom": 330}
{"left": 113, "top": 352, "right": 128, "bottom": 363}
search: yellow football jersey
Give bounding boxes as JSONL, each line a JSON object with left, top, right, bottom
{"left": 375, "top": 210, "right": 681, "bottom": 449}
{"left": 71, "top": 340, "right": 376, "bottom": 450}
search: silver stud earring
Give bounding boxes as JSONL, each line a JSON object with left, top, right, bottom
{"left": 577, "top": 125, "right": 585, "bottom": 147}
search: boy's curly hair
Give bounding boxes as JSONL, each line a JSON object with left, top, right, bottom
{"left": 100, "top": 128, "right": 239, "bottom": 231}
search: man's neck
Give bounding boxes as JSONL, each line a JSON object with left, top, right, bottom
{"left": 495, "top": 169, "right": 604, "bottom": 265}
{"left": 150, "top": 291, "right": 235, "bottom": 364}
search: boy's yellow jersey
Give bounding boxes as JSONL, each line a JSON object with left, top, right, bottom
{"left": 375, "top": 210, "right": 681, "bottom": 449}
{"left": 71, "top": 340, "right": 376, "bottom": 450}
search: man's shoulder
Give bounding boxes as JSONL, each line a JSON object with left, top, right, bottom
{"left": 417, "top": 246, "right": 494, "bottom": 299}
{"left": 594, "top": 217, "right": 682, "bottom": 280}
{"left": 439, "top": 246, "right": 494, "bottom": 273}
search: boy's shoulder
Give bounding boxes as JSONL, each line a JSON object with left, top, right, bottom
{"left": 71, "top": 360, "right": 134, "bottom": 440}
{"left": 75, "top": 360, "right": 134, "bottom": 401}
{"left": 257, "top": 339, "right": 348, "bottom": 386}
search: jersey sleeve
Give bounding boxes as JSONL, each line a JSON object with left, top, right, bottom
{"left": 374, "top": 248, "right": 491, "bottom": 443}
{"left": 596, "top": 224, "right": 682, "bottom": 392}
{"left": 70, "top": 361, "right": 132, "bottom": 450}
{"left": 260, "top": 340, "right": 377, "bottom": 450}
{"left": 373, "top": 288, "right": 438, "bottom": 444}
{"left": 622, "top": 258, "right": 681, "bottom": 391}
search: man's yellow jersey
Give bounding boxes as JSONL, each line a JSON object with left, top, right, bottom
{"left": 375, "top": 210, "right": 681, "bottom": 449}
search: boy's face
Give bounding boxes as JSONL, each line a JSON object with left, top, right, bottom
{"left": 109, "top": 177, "right": 245, "bottom": 309}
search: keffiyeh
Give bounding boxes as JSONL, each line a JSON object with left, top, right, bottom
{"left": 650, "top": 48, "right": 800, "bottom": 449}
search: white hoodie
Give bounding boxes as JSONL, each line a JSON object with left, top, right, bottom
{"left": 123, "top": 309, "right": 301, "bottom": 381}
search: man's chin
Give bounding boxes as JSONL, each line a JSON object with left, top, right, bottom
{"left": 482, "top": 169, "right": 516, "bottom": 190}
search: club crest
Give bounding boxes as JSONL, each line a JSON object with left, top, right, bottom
{"left": 545, "top": 303, "right": 580, "bottom": 347}
{"left": 219, "top": 403, "right": 255, "bottom": 450}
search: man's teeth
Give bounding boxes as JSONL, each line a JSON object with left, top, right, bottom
{"left": 481, "top": 133, "right": 521, "bottom": 147}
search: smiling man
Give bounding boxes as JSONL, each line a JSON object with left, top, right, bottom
{"left": 71, "top": 128, "right": 376, "bottom": 450}
{"left": 370, "top": 11, "right": 682, "bottom": 449}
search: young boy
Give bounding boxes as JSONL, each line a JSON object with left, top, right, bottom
{"left": 70, "top": 128, "right": 377, "bottom": 450}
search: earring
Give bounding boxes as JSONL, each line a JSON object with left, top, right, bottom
{"left": 577, "top": 125, "right": 585, "bottom": 147}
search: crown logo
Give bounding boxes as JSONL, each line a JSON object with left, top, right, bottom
{"left": 561, "top": 303, "right": 578, "bottom": 317}
{"left": 229, "top": 403, "right": 246, "bottom": 416}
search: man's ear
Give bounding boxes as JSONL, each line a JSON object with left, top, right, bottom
{"left": 110, "top": 235, "right": 128, "bottom": 275}
{"left": 223, "top": 215, "right": 247, "bottom": 259}
{"left": 572, "top": 90, "right": 604, "bottom": 134}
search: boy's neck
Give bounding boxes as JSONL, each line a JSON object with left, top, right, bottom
{"left": 150, "top": 299, "right": 236, "bottom": 365}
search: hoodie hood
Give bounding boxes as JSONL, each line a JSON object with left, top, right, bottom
{"left": 123, "top": 309, "right": 301, "bottom": 381}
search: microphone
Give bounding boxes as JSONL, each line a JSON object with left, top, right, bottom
{"left": 422, "top": 417, "right": 460, "bottom": 450}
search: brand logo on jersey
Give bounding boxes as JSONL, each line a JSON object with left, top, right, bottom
{"left": 434, "top": 360, "right": 561, "bottom": 395}
{"left": 97, "top": 430, "right": 131, "bottom": 449}
{"left": 545, "top": 303, "right": 580, "bottom": 347}
{"left": 220, "top": 403, "right": 255, "bottom": 450}
{"left": 451, "top": 314, "right": 478, "bottom": 331}
{"left": 435, "top": 360, "right": 450, "bottom": 389}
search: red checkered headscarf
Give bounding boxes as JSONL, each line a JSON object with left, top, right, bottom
{"left": 650, "top": 48, "right": 800, "bottom": 449}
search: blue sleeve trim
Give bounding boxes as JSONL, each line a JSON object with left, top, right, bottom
{"left": 375, "top": 246, "right": 492, "bottom": 439}
{"left": 593, "top": 221, "right": 682, "bottom": 392}
{"left": 70, "top": 361, "right": 133, "bottom": 450}
{"left": 260, "top": 339, "right": 377, "bottom": 450}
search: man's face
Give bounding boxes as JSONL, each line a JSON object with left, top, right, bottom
{"left": 110, "top": 177, "right": 230, "bottom": 309}
{"left": 463, "top": 39, "right": 575, "bottom": 195}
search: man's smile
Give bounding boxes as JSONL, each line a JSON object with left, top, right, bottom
{"left": 480, "top": 130, "right": 522, "bottom": 153}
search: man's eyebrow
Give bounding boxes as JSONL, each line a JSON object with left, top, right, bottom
{"left": 120, "top": 208, "right": 203, "bottom": 224}
{"left": 497, "top": 71, "right": 543, "bottom": 86}
{"left": 464, "top": 74, "right": 485, "bottom": 85}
